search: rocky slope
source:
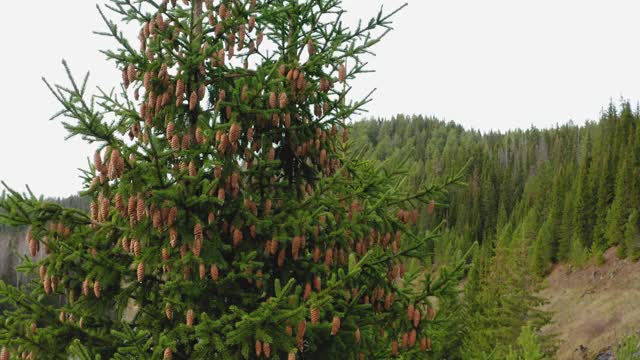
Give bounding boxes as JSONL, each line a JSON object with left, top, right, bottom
{"left": 540, "top": 247, "right": 640, "bottom": 359}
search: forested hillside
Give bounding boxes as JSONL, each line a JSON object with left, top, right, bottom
{"left": 1, "top": 104, "right": 638, "bottom": 358}
{"left": 351, "top": 101, "right": 640, "bottom": 273}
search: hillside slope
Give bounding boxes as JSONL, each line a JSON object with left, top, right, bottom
{"left": 540, "top": 247, "right": 640, "bottom": 359}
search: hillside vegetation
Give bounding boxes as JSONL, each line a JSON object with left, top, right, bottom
{"left": 351, "top": 102, "right": 640, "bottom": 272}
{"left": 2, "top": 104, "right": 640, "bottom": 358}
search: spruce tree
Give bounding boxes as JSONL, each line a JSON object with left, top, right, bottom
{"left": 0, "top": 1, "right": 465, "bottom": 358}
{"left": 624, "top": 210, "right": 640, "bottom": 261}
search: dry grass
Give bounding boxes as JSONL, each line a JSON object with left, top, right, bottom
{"left": 539, "top": 247, "right": 640, "bottom": 359}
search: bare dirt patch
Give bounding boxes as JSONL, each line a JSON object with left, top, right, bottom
{"left": 540, "top": 247, "right": 640, "bottom": 359}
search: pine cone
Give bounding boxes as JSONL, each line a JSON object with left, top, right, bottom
{"left": 165, "top": 304, "right": 174, "bottom": 320}
{"left": 233, "top": 228, "right": 243, "bottom": 247}
{"left": 392, "top": 340, "right": 399, "bottom": 356}
{"left": 303, "top": 282, "right": 312, "bottom": 300}
{"left": 339, "top": 63, "right": 347, "bottom": 83}
{"left": 210, "top": 264, "right": 219, "bottom": 281}
{"left": 170, "top": 228, "right": 178, "bottom": 248}
{"left": 310, "top": 307, "right": 320, "bottom": 324}
{"left": 307, "top": 39, "right": 316, "bottom": 55}
{"left": 82, "top": 277, "right": 91, "bottom": 297}
{"left": 93, "top": 280, "right": 101, "bottom": 298}
{"left": 193, "top": 238, "right": 202, "bottom": 257}
{"left": 176, "top": 79, "right": 184, "bottom": 98}
{"left": 186, "top": 309, "right": 194, "bottom": 327}
{"left": 189, "top": 91, "right": 198, "bottom": 111}
{"left": 198, "top": 84, "right": 206, "bottom": 100}
{"left": 288, "top": 351, "right": 296, "bottom": 360}
{"left": 279, "top": 92, "right": 288, "bottom": 109}
{"left": 163, "top": 347, "right": 172, "bottom": 359}
{"left": 133, "top": 239, "right": 141, "bottom": 257}
{"left": 420, "top": 337, "right": 431, "bottom": 351}
{"left": 199, "top": 263, "right": 206, "bottom": 280}
{"left": 277, "top": 249, "right": 286, "bottom": 268}
{"left": 255, "top": 340, "right": 262, "bottom": 357}
{"left": 313, "top": 275, "right": 321, "bottom": 292}
{"left": 427, "top": 307, "right": 436, "bottom": 321}
{"left": 355, "top": 327, "right": 361, "bottom": 344}
{"left": 291, "top": 236, "right": 301, "bottom": 260}
{"left": 407, "top": 304, "right": 415, "bottom": 322}
{"left": 127, "top": 63, "right": 136, "bottom": 83}
{"left": 39, "top": 265, "right": 46, "bottom": 281}
{"left": 137, "top": 262, "right": 145, "bottom": 283}
{"left": 263, "top": 342, "right": 271, "bottom": 358}
{"left": 413, "top": 309, "right": 421, "bottom": 328}
{"left": 195, "top": 127, "right": 205, "bottom": 145}
{"left": 168, "top": 207, "right": 177, "bottom": 226}
{"left": 331, "top": 315, "right": 341, "bottom": 335}
{"left": 0, "top": 346, "right": 8, "bottom": 360}
{"left": 409, "top": 329, "right": 417, "bottom": 348}
{"left": 402, "top": 332, "right": 409, "bottom": 349}
{"left": 29, "top": 239, "right": 38, "bottom": 257}
{"left": 229, "top": 123, "right": 241, "bottom": 143}
{"left": 268, "top": 92, "right": 277, "bottom": 109}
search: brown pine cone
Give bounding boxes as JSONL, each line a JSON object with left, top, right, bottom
{"left": 331, "top": 315, "right": 341, "bottom": 335}
{"left": 0, "top": 346, "right": 8, "bottom": 360}
{"left": 313, "top": 275, "right": 321, "bottom": 292}
{"left": 189, "top": 91, "right": 198, "bottom": 111}
{"left": 163, "top": 347, "right": 172, "bottom": 359}
{"left": 255, "top": 340, "right": 262, "bottom": 357}
{"left": 277, "top": 249, "right": 286, "bottom": 268}
{"left": 409, "top": 329, "right": 417, "bottom": 348}
{"left": 210, "top": 264, "right": 219, "bottom": 281}
{"left": 413, "top": 309, "right": 421, "bottom": 328}
{"left": 288, "top": 351, "right": 296, "bottom": 360}
{"left": 165, "top": 304, "right": 174, "bottom": 320}
{"left": 137, "top": 262, "right": 145, "bottom": 282}
{"left": 303, "top": 282, "right": 312, "bottom": 300}
{"left": 233, "top": 228, "right": 243, "bottom": 247}
{"left": 339, "top": 63, "right": 347, "bottom": 83}
{"left": 297, "top": 319, "right": 307, "bottom": 339}
{"left": 127, "top": 63, "right": 136, "bottom": 83}
{"left": 278, "top": 92, "right": 288, "bottom": 109}
{"left": 82, "top": 278, "right": 91, "bottom": 297}
{"left": 186, "top": 309, "right": 194, "bottom": 327}
{"left": 268, "top": 92, "right": 277, "bottom": 109}
{"left": 199, "top": 263, "right": 206, "bottom": 280}
{"left": 355, "top": 327, "right": 361, "bottom": 344}
{"left": 93, "top": 280, "right": 101, "bottom": 298}
{"left": 392, "top": 340, "right": 398, "bottom": 356}
{"left": 310, "top": 307, "right": 320, "bottom": 324}
{"left": 263, "top": 342, "right": 271, "bottom": 358}
{"left": 407, "top": 303, "right": 415, "bottom": 322}
{"left": 229, "top": 123, "right": 241, "bottom": 143}
{"left": 170, "top": 228, "right": 178, "bottom": 248}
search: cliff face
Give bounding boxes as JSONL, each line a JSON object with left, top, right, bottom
{"left": 0, "top": 229, "right": 27, "bottom": 286}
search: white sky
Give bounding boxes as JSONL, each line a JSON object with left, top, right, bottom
{"left": 2, "top": 0, "right": 640, "bottom": 197}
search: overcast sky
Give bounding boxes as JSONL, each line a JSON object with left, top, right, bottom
{"left": 2, "top": 0, "right": 640, "bottom": 197}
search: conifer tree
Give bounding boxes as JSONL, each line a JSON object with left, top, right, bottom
{"left": 0, "top": 1, "right": 465, "bottom": 358}
{"left": 624, "top": 210, "right": 640, "bottom": 261}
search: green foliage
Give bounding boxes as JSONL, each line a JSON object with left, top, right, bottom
{"left": 625, "top": 210, "right": 640, "bottom": 261}
{"left": 615, "top": 333, "right": 640, "bottom": 360}
{"left": 0, "top": 1, "right": 468, "bottom": 359}
{"left": 460, "top": 241, "right": 552, "bottom": 359}
{"left": 506, "top": 323, "right": 548, "bottom": 360}
{"left": 350, "top": 101, "right": 640, "bottom": 271}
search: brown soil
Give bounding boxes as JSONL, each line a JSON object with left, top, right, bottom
{"left": 540, "top": 247, "right": 640, "bottom": 359}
